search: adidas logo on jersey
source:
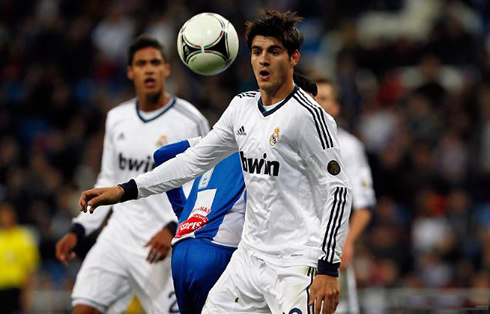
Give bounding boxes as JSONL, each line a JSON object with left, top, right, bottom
{"left": 117, "top": 132, "right": 125, "bottom": 140}
{"left": 237, "top": 126, "right": 247, "bottom": 136}
{"left": 240, "top": 151, "right": 280, "bottom": 176}
{"left": 119, "top": 153, "right": 155, "bottom": 173}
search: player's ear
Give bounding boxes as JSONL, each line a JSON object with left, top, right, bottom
{"left": 127, "top": 66, "right": 134, "bottom": 81}
{"left": 332, "top": 100, "right": 341, "bottom": 117}
{"left": 164, "top": 62, "right": 171, "bottom": 78}
{"left": 290, "top": 50, "right": 300, "bottom": 67}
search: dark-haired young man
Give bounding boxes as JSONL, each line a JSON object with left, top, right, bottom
{"left": 148, "top": 74, "right": 318, "bottom": 314}
{"left": 56, "top": 35, "right": 209, "bottom": 314}
{"left": 79, "top": 11, "right": 351, "bottom": 314}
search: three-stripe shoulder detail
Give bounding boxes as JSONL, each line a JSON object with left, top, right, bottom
{"left": 293, "top": 90, "right": 334, "bottom": 149}
{"left": 237, "top": 91, "right": 259, "bottom": 99}
{"left": 321, "top": 186, "right": 348, "bottom": 263}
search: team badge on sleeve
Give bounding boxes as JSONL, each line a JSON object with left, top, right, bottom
{"left": 269, "top": 127, "right": 280, "bottom": 147}
{"left": 327, "top": 160, "right": 341, "bottom": 175}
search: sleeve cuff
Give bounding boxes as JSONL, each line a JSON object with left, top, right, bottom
{"left": 164, "top": 221, "right": 178, "bottom": 236}
{"left": 70, "top": 223, "right": 86, "bottom": 242}
{"left": 119, "top": 179, "right": 138, "bottom": 202}
{"left": 318, "top": 260, "right": 340, "bottom": 277}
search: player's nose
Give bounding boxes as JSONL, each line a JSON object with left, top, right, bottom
{"left": 143, "top": 63, "right": 156, "bottom": 74}
{"left": 259, "top": 58, "right": 270, "bottom": 67}
{"left": 257, "top": 51, "right": 270, "bottom": 65}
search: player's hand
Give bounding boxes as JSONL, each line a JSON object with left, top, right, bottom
{"left": 144, "top": 227, "right": 173, "bottom": 263}
{"left": 340, "top": 240, "right": 354, "bottom": 271}
{"left": 79, "top": 186, "right": 124, "bottom": 214}
{"left": 55, "top": 233, "right": 78, "bottom": 266}
{"left": 309, "top": 274, "right": 340, "bottom": 314}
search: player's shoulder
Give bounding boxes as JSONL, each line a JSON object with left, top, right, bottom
{"left": 172, "top": 96, "right": 207, "bottom": 121}
{"left": 235, "top": 90, "right": 260, "bottom": 100}
{"left": 106, "top": 98, "right": 137, "bottom": 121}
{"left": 290, "top": 88, "right": 335, "bottom": 122}
{"left": 227, "top": 90, "right": 260, "bottom": 111}
{"left": 14, "top": 226, "right": 36, "bottom": 244}
{"left": 338, "top": 128, "right": 365, "bottom": 151}
{"left": 107, "top": 98, "right": 136, "bottom": 115}
{"left": 171, "top": 96, "right": 209, "bottom": 134}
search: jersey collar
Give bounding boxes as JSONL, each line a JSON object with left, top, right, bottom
{"left": 258, "top": 85, "right": 299, "bottom": 117}
{"left": 136, "top": 96, "right": 176, "bottom": 123}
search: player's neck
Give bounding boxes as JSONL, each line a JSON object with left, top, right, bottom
{"left": 260, "top": 79, "right": 294, "bottom": 107}
{"left": 138, "top": 92, "right": 170, "bottom": 112}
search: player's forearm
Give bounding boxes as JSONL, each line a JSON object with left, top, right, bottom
{"left": 318, "top": 184, "right": 353, "bottom": 276}
{"left": 21, "top": 272, "right": 36, "bottom": 312}
{"left": 305, "top": 149, "right": 353, "bottom": 275}
{"left": 136, "top": 149, "right": 218, "bottom": 198}
{"left": 118, "top": 157, "right": 215, "bottom": 201}
{"left": 121, "top": 131, "right": 235, "bottom": 200}
{"left": 344, "top": 207, "right": 371, "bottom": 245}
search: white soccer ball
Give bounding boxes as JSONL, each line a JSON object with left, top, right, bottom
{"left": 177, "top": 13, "right": 239, "bottom": 75}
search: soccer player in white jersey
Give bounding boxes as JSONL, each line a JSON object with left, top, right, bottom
{"left": 55, "top": 35, "right": 209, "bottom": 314}
{"left": 316, "top": 78, "right": 376, "bottom": 314}
{"left": 78, "top": 11, "right": 352, "bottom": 314}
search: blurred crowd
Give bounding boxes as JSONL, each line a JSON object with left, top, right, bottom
{"left": 1, "top": 0, "right": 490, "bottom": 312}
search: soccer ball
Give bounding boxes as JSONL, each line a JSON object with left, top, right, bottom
{"left": 177, "top": 13, "right": 239, "bottom": 75}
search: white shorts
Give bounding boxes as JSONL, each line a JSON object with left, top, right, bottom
{"left": 335, "top": 266, "right": 359, "bottom": 314}
{"left": 71, "top": 238, "right": 177, "bottom": 314}
{"left": 202, "top": 246, "right": 315, "bottom": 314}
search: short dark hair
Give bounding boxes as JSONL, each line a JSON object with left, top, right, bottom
{"left": 127, "top": 35, "right": 167, "bottom": 66}
{"left": 245, "top": 10, "right": 304, "bottom": 55}
{"left": 294, "top": 72, "right": 317, "bottom": 96}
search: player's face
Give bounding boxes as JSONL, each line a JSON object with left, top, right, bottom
{"left": 127, "top": 47, "right": 170, "bottom": 97}
{"left": 316, "top": 83, "right": 340, "bottom": 118}
{"left": 251, "top": 36, "right": 299, "bottom": 94}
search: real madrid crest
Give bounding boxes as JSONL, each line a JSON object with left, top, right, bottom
{"left": 156, "top": 135, "right": 168, "bottom": 147}
{"left": 269, "top": 127, "right": 280, "bottom": 147}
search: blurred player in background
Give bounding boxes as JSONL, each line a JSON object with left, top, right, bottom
{"left": 78, "top": 10, "right": 352, "bottom": 314}
{"left": 0, "top": 202, "right": 40, "bottom": 314}
{"left": 316, "top": 77, "right": 376, "bottom": 314}
{"left": 55, "top": 35, "right": 209, "bottom": 314}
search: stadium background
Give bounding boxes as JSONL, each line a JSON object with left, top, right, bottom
{"left": 0, "top": 0, "right": 489, "bottom": 312}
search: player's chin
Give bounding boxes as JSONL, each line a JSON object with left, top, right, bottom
{"left": 256, "top": 79, "right": 271, "bottom": 88}
{"left": 258, "top": 81, "right": 276, "bottom": 93}
{"left": 143, "top": 89, "right": 162, "bottom": 99}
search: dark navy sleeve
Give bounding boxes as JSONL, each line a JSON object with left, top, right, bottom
{"left": 154, "top": 140, "right": 191, "bottom": 167}
{"left": 153, "top": 140, "right": 191, "bottom": 219}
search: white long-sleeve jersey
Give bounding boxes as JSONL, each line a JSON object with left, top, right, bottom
{"left": 133, "top": 87, "right": 352, "bottom": 270}
{"left": 337, "top": 129, "right": 376, "bottom": 211}
{"left": 73, "top": 96, "right": 209, "bottom": 256}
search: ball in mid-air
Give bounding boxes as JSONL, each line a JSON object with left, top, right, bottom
{"left": 177, "top": 13, "right": 239, "bottom": 75}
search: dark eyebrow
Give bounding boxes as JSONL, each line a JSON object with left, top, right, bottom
{"left": 268, "top": 45, "right": 283, "bottom": 50}
{"left": 134, "top": 57, "right": 163, "bottom": 64}
{"left": 251, "top": 44, "right": 283, "bottom": 51}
